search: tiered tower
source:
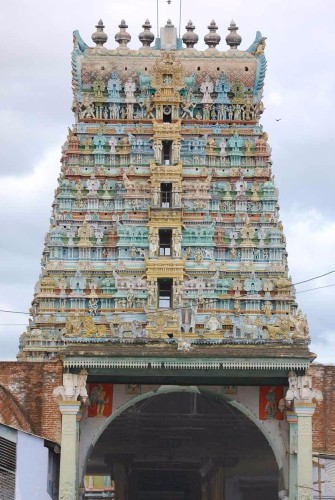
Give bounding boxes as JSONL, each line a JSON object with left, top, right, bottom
{"left": 18, "top": 19, "right": 310, "bottom": 368}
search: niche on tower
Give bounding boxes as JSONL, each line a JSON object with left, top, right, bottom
{"left": 163, "top": 105, "right": 172, "bottom": 123}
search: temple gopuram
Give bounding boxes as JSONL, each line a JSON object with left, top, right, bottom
{"left": 1, "top": 16, "right": 335, "bottom": 500}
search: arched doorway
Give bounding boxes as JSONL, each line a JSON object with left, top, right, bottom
{"left": 84, "top": 388, "right": 279, "bottom": 500}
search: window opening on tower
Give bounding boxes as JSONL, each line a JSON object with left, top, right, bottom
{"left": 162, "top": 141, "right": 172, "bottom": 165}
{"left": 158, "top": 278, "right": 173, "bottom": 308}
{"left": 159, "top": 229, "right": 172, "bottom": 256}
{"left": 160, "top": 182, "right": 172, "bottom": 207}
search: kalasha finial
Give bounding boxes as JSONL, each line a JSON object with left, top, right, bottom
{"left": 226, "top": 20, "right": 242, "bottom": 49}
{"left": 182, "top": 20, "right": 199, "bottom": 49}
{"left": 204, "top": 20, "right": 221, "bottom": 49}
{"left": 139, "top": 19, "right": 155, "bottom": 47}
{"left": 91, "top": 19, "right": 108, "bottom": 47}
{"left": 115, "top": 19, "right": 131, "bottom": 48}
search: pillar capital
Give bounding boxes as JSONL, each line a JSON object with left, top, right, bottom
{"left": 285, "top": 371, "right": 323, "bottom": 407}
{"left": 285, "top": 410, "right": 297, "bottom": 425}
{"left": 58, "top": 400, "right": 82, "bottom": 415}
{"left": 53, "top": 369, "right": 88, "bottom": 403}
{"left": 294, "top": 402, "right": 316, "bottom": 418}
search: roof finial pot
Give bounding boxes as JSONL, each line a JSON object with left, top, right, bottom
{"left": 115, "top": 19, "right": 131, "bottom": 48}
{"left": 204, "top": 20, "right": 221, "bottom": 49}
{"left": 91, "top": 19, "right": 108, "bottom": 47}
{"left": 226, "top": 20, "right": 242, "bottom": 49}
{"left": 182, "top": 20, "right": 199, "bottom": 49}
{"left": 139, "top": 19, "right": 155, "bottom": 47}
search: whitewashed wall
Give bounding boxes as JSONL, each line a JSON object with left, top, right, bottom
{"left": 15, "top": 431, "right": 50, "bottom": 500}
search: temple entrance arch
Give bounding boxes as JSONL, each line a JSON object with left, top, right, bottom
{"left": 82, "top": 386, "right": 284, "bottom": 500}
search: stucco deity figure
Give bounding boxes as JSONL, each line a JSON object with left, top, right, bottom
{"left": 204, "top": 314, "right": 221, "bottom": 333}
{"left": 235, "top": 177, "right": 247, "bottom": 195}
{"left": 217, "top": 104, "right": 225, "bottom": 120}
{"left": 153, "top": 186, "right": 160, "bottom": 206}
{"left": 174, "top": 189, "right": 180, "bottom": 207}
{"left": 58, "top": 277, "right": 67, "bottom": 297}
{"left": 219, "top": 138, "right": 226, "bottom": 157}
{"left": 174, "top": 280, "right": 183, "bottom": 307}
{"left": 108, "top": 137, "right": 117, "bottom": 155}
{"left": 203, "top": 104, "right": 211, "bottom": 120}
{"left": 291, "top": 309, "right": 309, "bottom": 339}
{"left": 88, "top": 298, "right": 99, "bottom": 316}
{"left": 262, "top": 300, "right": 272, "bottom": 318}
{"left": 111, "top": 103, "right": 120, "bottom": 119}
{"left": 258, "top": 227, "right": 267, "bottom": 246}
{"left": 255, "top": 37, "right": 266, "bottom": 55}
{"left": 131, "top": 320, "right": 143, "bottom": 337}
{"left": 149, "top": 230, "right": 159, "bottom": 256}
{"left": 181, "top": 91, "right": 194, "bottom": 119}
{"left": 147, "top": 280, "right": 157, "bottom": 307}
{"left": 124, "top": 77, "right": 136, "bottom": 103}
{"left": 234, "top": 300, "right": 241, "bottom": 316}
{"left": 177, "top": 337, "right": 192, "bottom": 352}
{"left": 234, "top": 104, "right": 242, "bottom": 120}
{"left": 126, "top": 104, "right": 134, "bottom": 119}
{"left": 80, "top": 94, "right": 95, "bottom": 119}
{"left": 200, "top": 76, "right": 213, "bottom": 104}
{"left": 94, "top": 227, "right": 104, "bottom": 245}
{"left": 194, "top": 248, "right": 203, "bottom": 263}
{"left": 172, "top": 141, "right": 181, "bottom": 163}
{"left": 52, "top": 369, "right": 88, "bottom": 402}
{"left": 127, "top": 291, "right": 135, "bottom": 308}
{"left": 173, "top": 231, "right": 182, "bottom": 257}
{"left": 144, "top": 95, "right": 155, "bottom": 118}
{"left": 77, "top": 370, "right": 89, "bottom": 402}
{"left": 242, "top": 101, "right": 251, "bottom": 120}
{"left": 87, "top": 175, "right": 100, "bottom": 196}
{"left": 207, "top": 137, "right": 216, "bottom": 154}
{"left": 285, "top": 371, "right": 323, "bottom": 405}
{"left": 78, "top": 221, "right": 93, "bottom": 245}
{"left": 153, "top": 141, "right": 163, "bottom": 163}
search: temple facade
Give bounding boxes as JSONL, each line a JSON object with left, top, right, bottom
{"left": 3, "top": 16, "right": 333, "bottom": 500}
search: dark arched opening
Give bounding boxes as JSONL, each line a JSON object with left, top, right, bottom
{"left": 85, "top": 391, "right": 279, "bottom": 500}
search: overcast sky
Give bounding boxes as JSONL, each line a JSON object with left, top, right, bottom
{"left": 0, "top": 0, "right": 334, "bottom": 362}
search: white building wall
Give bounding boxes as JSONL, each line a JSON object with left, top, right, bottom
{"left": 313, "top": 458, "right": 335, "bottom": 499}
{"left": 15, "top": 431, "right": 50, "bottom": 500}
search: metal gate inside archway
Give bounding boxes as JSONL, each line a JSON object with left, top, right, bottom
{"left": 84, "top": 390, "right": 279, "bottom": 500}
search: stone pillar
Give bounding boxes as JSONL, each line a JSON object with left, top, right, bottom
{"left": 285, "top": 370, "right": 323, "bottom": 500}
{"left": 295, "top": 403, "right": 316, "bottom": 500}
{"left": 286, "top": 411, "right": 298, "bottom": 500}
{"left": 52, "top": 369, "right": 88, "bottom": 500}
{"left": 58, "top": 400, "right": 81, "bottom": 500}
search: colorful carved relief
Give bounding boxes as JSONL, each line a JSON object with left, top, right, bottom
{"left": 18, "top": 21, "right": 310, "bottom": 360}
